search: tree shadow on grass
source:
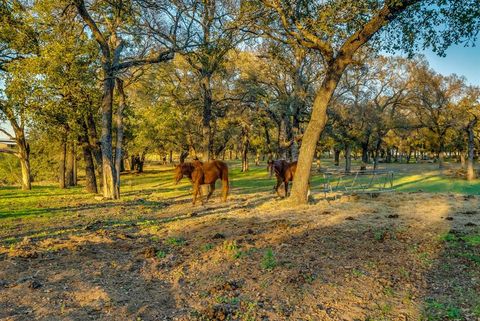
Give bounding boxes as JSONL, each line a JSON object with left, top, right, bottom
{"left": 2, "top": 193, "right": 479, "bottom": 320}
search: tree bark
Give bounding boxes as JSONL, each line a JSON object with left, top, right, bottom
{"left": 80, "top": 121, "right": 98, "bottom": 193}
{"left": 467, "top": 118, "right": 477, "bottom": 181}
{"left": 86, "top": 110, "right": 102, "bottom": 186}
{"left": 17, "top": 132, "right": 31, "bottom": 191}
{"left": 114, "top": 79, "right": 126, "bottom": 198}
{"left": 241, "top": 126, "right": 250, "bottom": 172}
{"left": 373, "top": 137, "right": 382, "bottom": 170}
{"left": 334, "top": 148, "right": 340, "bottom": 166}
{"left": 345, "top": 144, "right": 352, "bottom": 173}
{"left": 201, "top": 72, "right": 213, "bottom": 160}
{"left": 66, "top": 141, "right": 76, "bottom": 187}
{"left": 290, "top": 68, "right": 344, "bottom": 203}
{"left": 99, "top": 69, "right": 117, "bottom": 198}
{"left": 360, "top": 140, "right": 369, "bottom": 170}
{"left": 59, "top": 138, "right": 67, "bottom": 189}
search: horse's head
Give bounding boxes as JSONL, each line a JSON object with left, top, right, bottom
{"left": 173, "top": 164, "right": 184, "bottom": 184}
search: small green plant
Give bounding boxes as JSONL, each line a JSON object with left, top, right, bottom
{"left": 446, "top": 306, "right": 461, "bottom": 319}
{"left": 383, "top": 286, "right": 394, "bottom": 297}
{"left": 399, "top": 267, "right": 410, "bottom": 278}
{"left": 379, "top": 303, "right": 393, "bottom": 315}
{"left": 440, "top": 233, "right": 458, "bottom": 243}
{"left": 418, "top": 252, "right": 433, "bottom": 266}
{"left": 166, "top": 236, "right": 186, "bottom": 246}
{"left": 215, "top": 296, "right": 240, "bottom": 305}
{"left": 351, "top": 268, "right": 364, "bottom": 277}
{"left": 236, "top": 301, "right": 257, "bottom": 321}
{"left": 223, "top": 240, "right": 243, "bottom": 259}
{"left": 202, "top": 243, "right": 214, "bottom": 251}
{"left": 459, "top": 253, "right": 480, "bottom": 265}
{"left": 374, "top": 229, "right": 385, "bottom": 241}
{"left": 260, "top": 248, "right": 277, "bottom": 270}
{"left": 473, "top": 304, "right": 480, "bottom": 317}
{"left": 462, "top": 234, "right": 480, "bottom": 246}
{"left": 156, "top": 250, "right": 167, "bottom": 259}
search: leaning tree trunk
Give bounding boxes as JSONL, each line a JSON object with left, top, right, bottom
{"left": 114, "top": 79, "right": 126, "bottom": 198}
{"left": 290, "top": 68, "right": 344, "bottom": 204}
{"left": 467, "top": 118, "right": 477, "bottom": 181}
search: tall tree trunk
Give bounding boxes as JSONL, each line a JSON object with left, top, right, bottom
{"left": 169, "top": 150, "right": 173, "bottom": 163}
{"left": 86, "top": 110, "right": 102, "bottom": 186}
{"left": 201, "top": 72, "right": 213, "bottom": 160}
{"left": 438, "top": 140, "right": 445, "bottom": 169}
{"left": 0, "top": 109, "right": 32, "bottom": 190}
{"left": 263, "top": 122, "right": 272, "bottom": 155}
{"left": 114, "top": 79, "right": 126, "bottom": 198}
{"left": 16, "top": 132, "right": 31, "bottom": 191}
{"left": 360, "top": 140, "right": 369, "bottom": 170}
{"left": 334, "top": 148, "right": 340, "bottom": 166}
{"left": 290, "top": 68, "right": 344, "bottom": 204}
{"left": 373, "top": 137, "right": 382, "bottom": 170}
{"left": 467, "top": 118, "right": 477, "bottom": 181}
{"left": 80, "top": 121, "right": 98, "bottom": 193}
{"left": 59, "top": 138, "right": 67, "bottom": 189}
{"left": 17, "top": 137, "right": 32, "bottom": 191}
{"left": 345, "top": 144, "right": 352, "bottom": 173}
{"left": 241, "top": 127, "right": 249, "bottom": 172}
{"left": 100, "top": 71, "right": 117, "bottom": 198}
{"left": 66, "top": 141, "right": 76, "bottom": 187}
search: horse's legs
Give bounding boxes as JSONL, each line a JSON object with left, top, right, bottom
{"left": 207, "top": 182, "right": 215, "bottom": 201}
{"left": 222, "top": 179, "right": 229, "bottom": 202}
{"left": 284, "top": 180, "right": 289, "bottom": 198}
{"left": 274, "top": 178, "right": 283, "bottom": 197}
{"left": 192, "top": 182, "right": 203, "bottom": 205}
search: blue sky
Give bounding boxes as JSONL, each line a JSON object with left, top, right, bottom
{"left": 420, "top": 42, "right": 480, "bottom": 86}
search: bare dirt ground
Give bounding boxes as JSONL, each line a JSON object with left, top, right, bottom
{"left": 1, "top": 191, "right": 479, "bottom": 320}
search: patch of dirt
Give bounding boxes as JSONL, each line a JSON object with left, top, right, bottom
{"left": 1, "top": 192, "right": 479, "bottom": 320}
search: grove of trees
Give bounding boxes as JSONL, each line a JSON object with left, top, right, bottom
{"left": 1, "top": 0, "right": 479, "bottom": 202}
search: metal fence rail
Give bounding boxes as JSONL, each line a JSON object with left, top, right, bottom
{"left": 320, "top": 169, "right": 395, "bottom": 196}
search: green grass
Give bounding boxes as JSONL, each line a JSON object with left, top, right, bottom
{"left": 2, "top": 160, "right": 480, "bottom": 240}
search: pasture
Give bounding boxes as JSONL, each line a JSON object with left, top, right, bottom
{"left": 1, "top": 161, "right": 479, "bottom": 320}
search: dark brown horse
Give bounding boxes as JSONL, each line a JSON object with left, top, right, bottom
{"left": 267, "top": 159, "right": 297, "bottom": 197}
{"left": 174, "top": 159, "right": 229, "bottom": 205}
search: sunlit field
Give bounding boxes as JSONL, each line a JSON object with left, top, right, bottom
{"left": 1, "top": 160, "right": 479, "bottom": 320}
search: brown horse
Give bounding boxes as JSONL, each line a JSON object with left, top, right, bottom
{"left": 174, "top": 159, "right": 229, "bottom": 205}
{"left": 268, "top": 159, "right": 297, "bottom": 198}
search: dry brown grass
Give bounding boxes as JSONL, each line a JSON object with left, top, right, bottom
{"left": 1, "top": 191, "right": 479, "bottom": 320}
